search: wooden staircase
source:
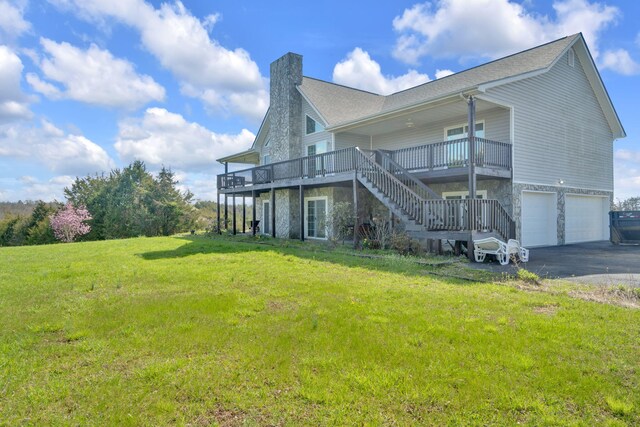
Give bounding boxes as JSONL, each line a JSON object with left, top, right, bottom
{"left": 354, "top": 148, "right": 515, "bottom": 244}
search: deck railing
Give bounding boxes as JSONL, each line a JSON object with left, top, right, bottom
{"left": 217, "top": 147, "right": 357, "bottom": 189}
{"left": 424, "top": 199, "right": 515, "bottom": 240}
{"left": 389, "top": 137, "right": 512, "bottom": 171}
{"left": 218, "top": 138, "right": 511, "bottom": 190}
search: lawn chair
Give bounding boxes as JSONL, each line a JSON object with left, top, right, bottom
{"left": 507, "top": 239, "right": 530, "bottom": 263}
{"left": 473, "top": 237, "right": 509, "bottom": 265}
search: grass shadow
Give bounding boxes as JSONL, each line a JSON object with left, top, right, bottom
{"left": 138, "top": 234, "right": 499, "bottom": 283}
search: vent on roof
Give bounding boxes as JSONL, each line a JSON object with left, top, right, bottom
{"left": 568, "top": 48, "right": 575, "bottom": 67}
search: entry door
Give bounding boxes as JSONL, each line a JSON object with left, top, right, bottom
{"left": 521, "top": 192, "right": 557, "bottom": 247}
{"left": 306, "top": 198, "right": 327, "bottom": 239}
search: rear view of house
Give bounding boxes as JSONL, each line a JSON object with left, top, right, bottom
{"left": 217, "top": 33, "right": 625, "bottom": 250}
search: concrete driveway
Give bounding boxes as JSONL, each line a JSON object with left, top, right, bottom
{"left": 469, "top": 241, "right": 640, "bottom": 286}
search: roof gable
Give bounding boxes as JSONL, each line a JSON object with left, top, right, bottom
{"left": 298, "top": 34, "right": 623, "bottom": 139}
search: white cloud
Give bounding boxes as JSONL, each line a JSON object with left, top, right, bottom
{"left": 27, "top": 38, "right": 165, "bottom": 109}
{"left": 0, "top": 44, "right": 31, "bottom": 123}
{"left": 49, "top": 0, "right": 268, "bottom": 121}
{"left": 600, "top": 49, "right": 640, "bottom": 75}
{"left": 614, "top": 149, "right": 640, "bottom": 200}
{"left": 435, "top": 69, "right": 454, "bottom": 79}
{"left": 114, "top": 107, "right": 255, "bottom": 171}
{"left": 17, "top": 175, "right": 74, "bottom": 201}
{"left": 0, "top": 120, "right": 115, "bottom": 175}
{"left": 392, "top": 0, "right": 621, "bottom": 66}
{"left": 0, "top": 0, "right": 30, "bottom": 41}
{"left": 616, "top": 149, "right": 640, "bottom": 163}
{"left": 333, "top": 48, "right": 430, "bottom": 95}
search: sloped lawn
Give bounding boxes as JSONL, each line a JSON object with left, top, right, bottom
{"left": 0, "top": 236, "right": 638, "bottom": 425}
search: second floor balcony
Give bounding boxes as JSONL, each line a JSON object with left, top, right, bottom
{"left": 217, "top": 137, "right": 512, "bottom": 192}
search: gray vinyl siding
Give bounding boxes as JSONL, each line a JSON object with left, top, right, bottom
{"left": 486, "top": 49, "right": 614, "bottom": 191}
{"left": 335, "top": 132, "right": 370, "bottom": 150}
{"left": 302, "top": 98, "right": 331, "bottom": 153}
{"left": 258, "top": 129, "right": 270, "bottom": 165}
{"left": 370, "top": 107, "right": 510, "bottom": 151}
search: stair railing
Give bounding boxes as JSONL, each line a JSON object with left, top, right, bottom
{"left": 355, "top": 148, "right": 425, "bottom": 224}
{"left": 376, "top": 150, "right": 441, "bottom": 200}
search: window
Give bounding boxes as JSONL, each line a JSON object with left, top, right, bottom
{"left": 445, "top": 122, "right": 485, "bottom": 141}
{"left": 444, "top": 122, "right": 485, "bottom": 166}
{"left": 305, "top": 197, "right": 327, "bottom": 239}
{"left": 262, "top": 200, "right": 270, "bottom": 235}
{"left": 307, "top": 141, "right": 327, "bottom": 156}
{"left": 263, "top": 154, "right": 271, "bottom": 164}
{"left": 306, "top": 115, "right": 325, "bottom": 135}
{"left": 442, "top": 190, "right": 488, "bottom": 200}
{"left": 568, "top": 49, "right": 575, "bottom": 67}
{"left": 264, "top": 138, "right": 270, "bottom": 147}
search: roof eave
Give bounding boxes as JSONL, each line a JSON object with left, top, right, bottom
{"left": 216, "top": 149, "right": 260, "bottom": 165}
{"left": 326, "top": 88, "right": 482, "bottom": 133}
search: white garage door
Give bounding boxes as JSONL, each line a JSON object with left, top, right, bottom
{"left": 521, "top": 191, "right": 557, "bottom": 247}
{"left": 565, "top": 195, "right": 609, "bottom": 244}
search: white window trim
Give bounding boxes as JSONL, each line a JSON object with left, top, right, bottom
{"left": 442, "top": 190, "right": 488, "bottom": 199}
{"left": 304, "top": 196, "right": 329, "bottom": 240}
{"left": 262, "top": 200, "right": 271, "bottom": 235}
{"left": 443, "top": 120, "right": 486, "bottom": 140}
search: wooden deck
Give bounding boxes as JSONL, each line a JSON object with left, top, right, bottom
{"left": 217, "top": 138, "right": 511, "bottom": 194}
{"left": 217, "top": 140, "right": 515, "bottom": 244}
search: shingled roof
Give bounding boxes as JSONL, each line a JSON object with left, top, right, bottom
{"left": 298, "top": 34, "right": 580, "bottom": 128}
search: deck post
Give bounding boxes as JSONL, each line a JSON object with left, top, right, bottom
{"left": 299, "top": 185, "right": 304, "bottom": 241}
{"left": 224, "top": 162, "right": 229, "bottom": 231}
{"left": 271, "top": 188, "right": 276, "bottom": 238}
{"left": 251, "top": 190, "right": 256, "bottom": 236}
{"left": 216, "top": 192, "right": 221, "bottom": 234}
{"left": 242, "top": 195, "right": 246, "bottom": 234}
{"left": 467, "top": 95, "right": 477, "bottom": 201}
{"left": 352, "top": 175, "right": 358, "bottom": 247}
{"left": 232, "top": 193, "right": 236, "bottom": 235}
{"left": 224, "top": 194, "right": 228, "bottom": 231}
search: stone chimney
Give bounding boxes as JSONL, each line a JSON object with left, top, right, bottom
{"left": 269, "top": 52, "right": 303, "bottom": 162}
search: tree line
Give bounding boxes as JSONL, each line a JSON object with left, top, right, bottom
{"left": 1, "top": 161, "right": 199, "bottom": 246}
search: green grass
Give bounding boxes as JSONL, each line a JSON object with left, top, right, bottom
{"left": 0, "top": 236, "right": 638, "bottom": 426}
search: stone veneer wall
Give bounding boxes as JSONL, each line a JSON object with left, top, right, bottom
{"left": 268, "top": 53, "right": 302, "bottom": 163}
{"left": 512, "top": 183, "right": 612, "bottom": 245}
{"left": 262, "top": 53, "right": 304, "bottom": 237}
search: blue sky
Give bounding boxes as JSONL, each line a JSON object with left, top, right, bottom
{"left": 0, "top": 0, "right": 638, "bottom": 202}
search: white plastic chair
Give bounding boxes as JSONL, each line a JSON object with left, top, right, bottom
{"left": 507, "top": 239, "right": 530, "bottom": 263}
{"left": 473, "top": 237, "right": 509, "bottom": 265}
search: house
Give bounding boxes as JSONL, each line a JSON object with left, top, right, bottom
{"left": 216, "top": 33, "right": 625, "bottom": 252}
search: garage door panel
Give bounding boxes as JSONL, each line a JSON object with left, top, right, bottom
{"left": 565, "top": 195, "right": 608, "bottom": 243}
{"left": 522, "top": 192, "right": 557, "bottom": 247}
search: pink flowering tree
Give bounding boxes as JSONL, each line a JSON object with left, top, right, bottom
{"left": 49, "top": 203, "right": 92, "bottom": 243}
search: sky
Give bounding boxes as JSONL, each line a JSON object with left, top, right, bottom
{"left": 0, "top": 0, "right": 638, "bottom": 202}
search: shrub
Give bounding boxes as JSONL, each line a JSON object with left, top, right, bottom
{"left": 390, "top": 232, "right": 423, "bottom": 256}
{"left": 327, "top": 201, "right": 356, "bottom": 245}
{"left": 49, "top": 203, "right": 92, "bottom": 243}
{"left": 517, "top": 268, "right": 540, "bottom": 285}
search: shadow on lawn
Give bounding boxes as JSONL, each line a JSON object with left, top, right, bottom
{"left": 138, "top": 235, "right": 493, "bottom": 282}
